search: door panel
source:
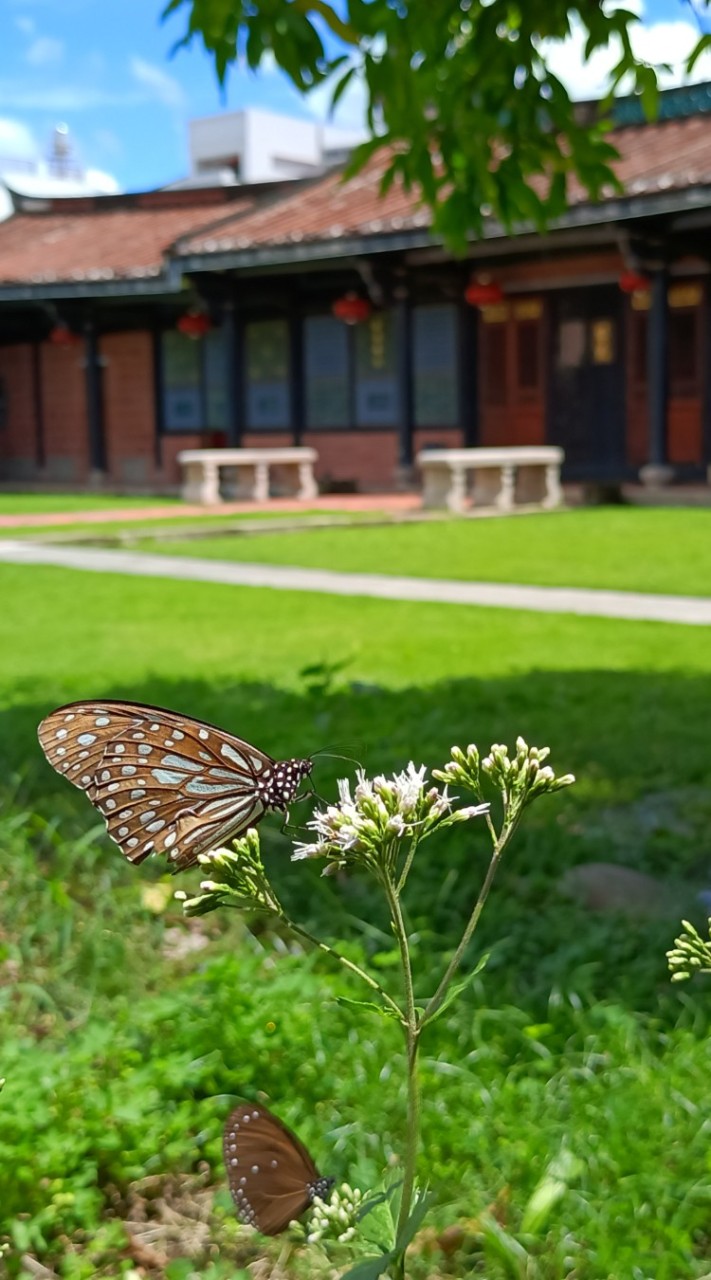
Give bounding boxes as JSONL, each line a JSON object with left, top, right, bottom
{"left": 548, "top": 288, "right": 625, "bottom": 478}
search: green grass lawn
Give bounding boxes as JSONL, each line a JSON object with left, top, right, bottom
{"left": 133, "top": 506, "right": 711, "bottom": 597}
{"left": 0, "top": 492, "right": 181, "bottom": 516}
{"left": 1, "top": 560, "right": 711, "bottom": 1277}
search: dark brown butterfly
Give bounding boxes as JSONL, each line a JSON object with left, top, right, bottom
{"left": 224, "top": 1102, "right": 333, "bottom": 1235}
{"left": 37, "top": 700, "right": 313, "bottom": 871}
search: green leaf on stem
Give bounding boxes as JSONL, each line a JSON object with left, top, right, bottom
{"left": 339, "top": 1253, "right": 394, "bottom": 1280}
{"left": 421, "top": 952, "right": 490, "bottom": 1026}
{"left": 394, "top": 1188, "right": 434, "bottom": 1253}
{"left": 357, "top": 1180, "right": 403, "bottom": 1223}
{"left": 335, "top": 995, "right": 403, "bottom": 1021}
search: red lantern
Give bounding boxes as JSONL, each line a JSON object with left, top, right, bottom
{"left": 619, "top": 270, "right": 650, "bottom": 294}
{"left": 464, "top": 277, "right": 505, "bottom": 307}
{"left": 48, "top": 323, "right": 81, "bottom": 346}
{"left": 177, "top": 310, "right": 213, "bottom": 339}
{"left": 332, "top": 292, "right": 372, "bottom": 325}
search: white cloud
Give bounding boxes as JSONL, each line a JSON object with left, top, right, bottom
{"left": 129, "top": 56, "right": 186, "bottom": 110}
{"left": 0, "top": 116, "right": 38, "bottom": 164}
{"left": 26, "top": 35, "right": 64, "bottom": 67}
{"left": 14, "top": 15, "right": 35, "bottom": 34}
{"left": 542, "top": 4, "right": 711, "bottom": 100}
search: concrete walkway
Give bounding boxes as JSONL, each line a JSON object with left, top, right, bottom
{"left": 0, "top": 493, "right": 420, "bottom": 529}
{"left": 0, "top": 538, "right": 709, "bottom": 625}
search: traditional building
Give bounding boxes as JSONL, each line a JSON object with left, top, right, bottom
{"left": 1, "top": 83, "right": 711, "bottom": 493}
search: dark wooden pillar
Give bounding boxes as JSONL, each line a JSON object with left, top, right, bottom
{"left": 223, "top": 297, "right": 243, "bottom": 446}
{"left": 703, "top": 281, "right": 711, "bottom": 473}
{"left": 395, "top": 295, "right": 414, "bottom": 472}
{"left": 459, "top": 301, "right": 478, "bottom": 446}
{"left": 84, "top": 316, "right": 106, "bottom": 474}
{"left": 152, "top": 328, "right": 164, "bottom": 469}
{"left": 646, "top": 266, "right": 669, "bottom": 471}
{"left": 31, "top": 342, "right": 45, "bottom": 471}
{"left": 289, "top": 308, "right": 304, "bottom": 446}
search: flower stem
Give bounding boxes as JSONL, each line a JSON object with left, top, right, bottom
{"left": 396, "top": 832, "right": 420, "bottom": 894}
{"left": 421, "top": 814, "right": 519, "bottom": 1027}
{"left": 382, "top": 873, "right": 420, "bottom": 1249}
{"left": 285, "top": 918, "right": 404, "bottom": 1021}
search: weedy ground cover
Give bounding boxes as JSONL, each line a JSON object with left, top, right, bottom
{"left": 133, "top": 506, "right": 711, "bottom": 598}
{"left": 0, "top": 558, "right": 710, "bottom": 1276}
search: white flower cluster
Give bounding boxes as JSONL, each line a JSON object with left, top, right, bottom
{"left": 306, "top": 1182, "right": 363, "bottom": 1245}
{"left": 292, "top": 762, "right": 488, "bottom": 872}
{"left": 482, "top": 738, "right": 575, "bottom": 806}
{"left": 436, "top": 739, "right": 575, "bottom": 813}
{"left": 176, "top": 830, "right": 284, "bottom": 919}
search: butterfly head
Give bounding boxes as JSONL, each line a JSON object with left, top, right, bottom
{"left": 308, "top": 1175, "right": 336, "bottom": 1204}
{"left": 265, "top": 758, "right": 313, "bottom": 812}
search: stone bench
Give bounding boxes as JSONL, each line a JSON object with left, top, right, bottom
{"left": 177, "top": 447, "right": 319, "bottom": 505}
{"left": 417, "top": 446, "right": 564, "bottom": 514}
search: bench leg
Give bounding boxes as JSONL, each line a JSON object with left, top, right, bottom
{"left": 297, "top": 461, "right": 318, "bottom": 501}
{"left": 422, "top": 466, "right": 465, "bottom": 511}
{"left": 447, "top": 468, "right": 467, "bottom": 513}
{"left": 184, "top": 461, "right": 220, "bottom": 505}
{"left": 252, "top": 462, "right": 269, "bottom": 502}
{"left": 181, "top": 463, "right": 204, "bottom": 504}
{"left": 542, "top": 463, "right": 563, "bottom": 509}
{"left": 495, "top": 465, "right": 515, "bottom": 512}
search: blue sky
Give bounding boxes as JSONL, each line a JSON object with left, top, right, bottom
{"left": 1, "top": 0, "right": 709, "bottom": 193}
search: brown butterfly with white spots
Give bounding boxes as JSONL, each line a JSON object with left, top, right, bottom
{"left": 224, "top": 1102, "right": 333, "bottom": 1235}
{"left": 38, "top": 700, "right": 313, "bottom": 871}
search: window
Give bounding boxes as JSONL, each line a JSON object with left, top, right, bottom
{"left": 413, "top": 305, "right": 459, "bottom": 427}
{"left": 245, "top": 319, "right": 290, "bottom": 430}
{"left": 204, "top": 328, "right": 229, "bottom": 430}
{"left": 305, "top": 315, "right": 349, "bottom": 428}
{"left": 355, "top": 312, "right": 400, "bottom": 426}
{"left": 162, "top": 331, "right": 202, "bottom": 432}
{"left": 161, "top": 328, "right": 229, "bottom": 433}
{"left": 557, "top": 319, "right": 586, "bottom": 369}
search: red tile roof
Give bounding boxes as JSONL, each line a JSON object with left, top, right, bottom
{"left": 0, "top": 113, "right": 710, "bottom": 287}
{"left": 177, "top": 115, "right": 711, "bottom": 255}
{"left": 0, "top": 188, "right": 256, "bottom": 286}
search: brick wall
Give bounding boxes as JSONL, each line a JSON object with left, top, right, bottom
{"left": 302, "top": 431, "right": 401, "bottom": 490}
{"left": 41, "top": 343, "right": 89, "bottom": 482}
{"left": 102, "top": 331, "right": 157, "bottom": 487}
{"left": 159, "top": 433, "right": 204, "bottom": 489}
{"left": 0, "top": 344, "right": 38, "bottom": 479}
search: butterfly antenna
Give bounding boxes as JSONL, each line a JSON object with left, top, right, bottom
{"left": 311, "top": 748, "right": 364, "bottom": 770}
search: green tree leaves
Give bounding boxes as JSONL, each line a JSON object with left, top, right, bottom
{"left": 163, "top": 0, "right": 707, "bottom": 248}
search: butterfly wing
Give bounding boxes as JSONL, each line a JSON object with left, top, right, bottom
{"left": 223, "top": 1103, "right": 328, "bottom": 1236}
{"left": 38, "top": 700, "right": 274, "bottom": 871}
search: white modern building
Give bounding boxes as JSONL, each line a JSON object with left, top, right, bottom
{"left": 182, "top": 107, "right": 366, "bottom": 187}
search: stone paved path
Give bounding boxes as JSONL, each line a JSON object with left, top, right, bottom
{"left": 0, "top": 539, "right": 709, "bottom": 625}
{"left": 0, "top": 493, "right": 420, "bottom": 528}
